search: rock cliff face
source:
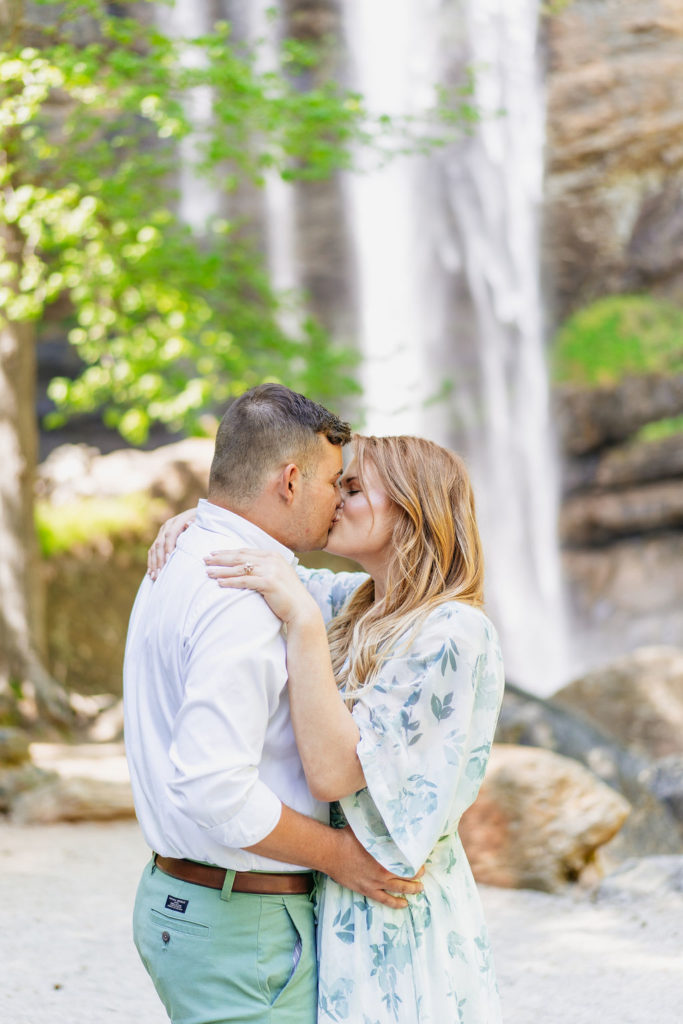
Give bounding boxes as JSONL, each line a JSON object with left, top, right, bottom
{"left": 544, "top": 1, "right": 683, "bottom": 664}
{"left": 557, "top": 388, "right": 683, "bottom": 666}
{"left": 544, "top": 0, "right": 683, "bottom": 321}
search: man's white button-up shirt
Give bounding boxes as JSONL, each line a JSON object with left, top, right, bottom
{"left": 124, "top": 499, "right": 328, "bottom": 871}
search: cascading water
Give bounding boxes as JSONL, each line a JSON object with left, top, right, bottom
{"left": 341, "top": 0, "right": 570, "bottom": 695}
{"left": 340, "top": 2, "right": 435, "bottom": 434}
{"left": 449, "top": 0, "right": 570, "bottom": 695}
{"left": 169, "top": 0, "right": 571, "bottom": 695}
{"left": 165, "top": 2, "right": 220, "bottom": 231}
{"left": 242, "top": 3, "right": 300, "bottom": 313}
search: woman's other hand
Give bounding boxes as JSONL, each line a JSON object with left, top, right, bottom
{"left": 204, "top": 549, "right": 319, "bottom": 626}
{"left": 147, "top": 508, "right": 197, "bottom": 579}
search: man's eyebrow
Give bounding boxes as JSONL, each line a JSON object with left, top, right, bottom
{"left": 333, "top": 468, "right": 343, "bottom": 480}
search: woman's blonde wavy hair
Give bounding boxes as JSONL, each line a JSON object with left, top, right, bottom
{"left": 328, "top": 434, "right": 485, "bottom": 705}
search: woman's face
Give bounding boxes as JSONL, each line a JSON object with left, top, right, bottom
{"left": 324, "top": 455, "right": 397, "bottom": 568}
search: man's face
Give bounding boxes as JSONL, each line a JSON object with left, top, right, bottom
{"left": 291, "top": 437, "right": 344, "bottom": 551}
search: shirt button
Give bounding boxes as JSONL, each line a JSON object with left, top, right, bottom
{"left": 162, "top": 931, "right": 171, "bottom": 944}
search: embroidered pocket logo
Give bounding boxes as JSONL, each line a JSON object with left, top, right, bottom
{"left": 165, "top": 895, "right": 189, "bottom": 913}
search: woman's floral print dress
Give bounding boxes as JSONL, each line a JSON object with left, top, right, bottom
{"left": 298, "top": 567, "right": 505, "bottom": 1024}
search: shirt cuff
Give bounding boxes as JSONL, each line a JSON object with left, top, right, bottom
{"left": 205, "top": 782, "right": 283, "bottom": 850}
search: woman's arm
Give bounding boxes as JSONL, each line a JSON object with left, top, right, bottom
{"left": 285, "top": 603, "right": 366, "bottom": 800}
{"left": 205, "top": 548, "right": 366, "bottom": 800}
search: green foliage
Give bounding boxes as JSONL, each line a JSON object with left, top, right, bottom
{"left": 35, "top": 493, "right": 164, "bottom": 557}
{"left": 552, "top": 294, "right": 683, "bottom": 388}
{"left": 540, "top": 0, "right": 574, "bottom": 15}
{"left": 1, "top": 1, "right": 474, "bottom": 440}
{"left": 635, "top": 415, "right": 683, "bottom": 443}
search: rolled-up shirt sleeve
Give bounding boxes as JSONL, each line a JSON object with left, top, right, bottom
{"left": 167, "top": 584, "right": 286, "bottom": 849}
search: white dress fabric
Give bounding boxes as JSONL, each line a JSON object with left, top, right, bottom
{"left": 298, "top": 567, "right": 505, "bottom": 1024}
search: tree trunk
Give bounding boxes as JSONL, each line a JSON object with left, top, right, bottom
{"left": 0, "top": 261, "right": 74, "bottom": 726}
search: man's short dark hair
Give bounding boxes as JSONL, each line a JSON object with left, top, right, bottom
{"left": 209, "top": 384, "right": 351, "bottom": 503}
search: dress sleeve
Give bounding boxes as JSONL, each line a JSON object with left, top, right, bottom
{"left": 341, "top": 604, "right": 505, "bottom": 876}
{"left": 295, "top": 565, "right": 369, "bottom": 625}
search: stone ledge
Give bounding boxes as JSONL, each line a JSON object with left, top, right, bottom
{"left": 560, "top": 479, "right": 683, "bottom": 545}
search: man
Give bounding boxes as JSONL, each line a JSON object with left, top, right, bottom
{"left": 124, "top": 384, "right": 420, "bottom": 1024}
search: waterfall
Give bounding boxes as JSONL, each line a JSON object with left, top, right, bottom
{"left": 242, "top": 3, "right": 300, "bottom": 314}
{"left": 340, "top": 2, "right": 437, "bottom": 434}
{"left": 341, "top": 0, "right": 570, "bottom": 694}
{"left": 168, "top": 0, "right": 571, "bottom": 695}
{"left": 165, "top": 2, "right": 221, "bottom": 231}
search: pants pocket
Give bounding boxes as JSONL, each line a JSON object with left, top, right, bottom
{"left": 149, "top": 908, "right": 211, "bottom": 940}
{"left": 257, "top": 899, "right": 302, "bottom": 1005}
{"left": 133, "top": 877, "right": 213, "bottom": 1023}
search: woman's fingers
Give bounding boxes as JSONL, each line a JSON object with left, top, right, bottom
{"left": 147, "top": 508, "right": 196, "bottom": 579}
{"left": 214, "top": 575, "right": 263, "bottom": 591}
{"left": 147, "top": 529, "right": 166, "bottom": 579}
{"left": 204, "top": 548, "right": 264, "bottom": 567}
{"left": 208, "top": 570, "right": 263, "bottom": 589}
{"left": 204, "top": 549, "right": 273, "bottom": 585}
{"left": 204, "top": 550, "right": 268, "bottom": 590}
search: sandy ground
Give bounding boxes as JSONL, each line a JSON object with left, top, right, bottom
{"left": 1, "top": 820, "right": 682, "bottom": 1024}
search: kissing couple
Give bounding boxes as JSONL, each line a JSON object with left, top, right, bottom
{"left": 124, "top": 382, "right": 504, "bottom": 1024}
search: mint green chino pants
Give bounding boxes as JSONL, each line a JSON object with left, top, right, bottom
{"left": 133, "top": 858, "right": 317, "bottom": 1024}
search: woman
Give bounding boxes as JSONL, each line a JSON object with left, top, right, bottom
{"left": 152, "top": 434, "right": 504, "bottom": 1024}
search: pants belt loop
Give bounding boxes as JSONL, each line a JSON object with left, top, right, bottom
{"left": 220, "top": 868, "right": 236, "bottom": 902}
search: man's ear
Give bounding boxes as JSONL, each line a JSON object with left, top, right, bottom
{"left": 277, "top": 463, "right": 301, "bottom": 505}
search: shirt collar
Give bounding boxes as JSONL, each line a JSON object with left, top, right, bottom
{"left": 195, "top": 499, "right": 298, "bottom": 565}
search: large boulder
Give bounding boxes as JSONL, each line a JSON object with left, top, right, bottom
{"left": 459, "top": 744, "right": 630, "bottom": 891}
{"left": 10, "top": 741, "right": 135, "bottom": 823}
{"left": 11, "top": 776, "right": 135, "bottom": 824}
{"left": 36, "top": 437, "right": 213, "bottom": 510}
{"left": 496, "top": 682, "right": 683, "bottom": 860}
{"left": 554, "top": 646, "right": 683, "bottom": 760}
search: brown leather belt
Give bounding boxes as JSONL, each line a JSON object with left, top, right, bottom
{"left": 155, "top": 855, "right": 314, "bottom": 895}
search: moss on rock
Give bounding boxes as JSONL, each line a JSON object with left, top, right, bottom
{"left": 552, "top": 295, "right": 683, "bottom": 389}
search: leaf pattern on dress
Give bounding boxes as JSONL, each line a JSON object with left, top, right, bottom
{"left": 299, "top": 570, "right": 505, "bottom": 1024}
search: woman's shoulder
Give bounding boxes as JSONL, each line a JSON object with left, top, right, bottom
{"left": 418, "top": 600, "right": 501, "bottom": 651}
{"left": 296, "top": 564, "right": 369, "bottom": 621}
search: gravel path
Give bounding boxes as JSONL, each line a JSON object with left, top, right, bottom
{"left": 1, "top": 820, "right": 681, "bottom": 1024}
